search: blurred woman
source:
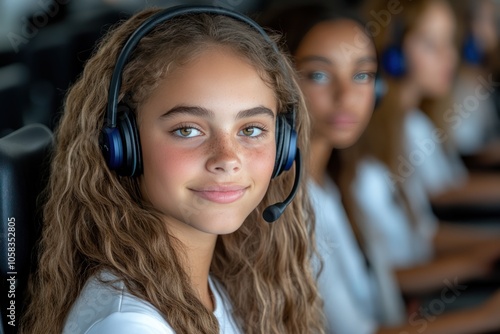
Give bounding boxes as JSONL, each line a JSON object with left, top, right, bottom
{"left": 350, "top": 0, "right": 500, "bottom": 268}
{"left": 450, "top": 0, "right": 500, "bottom": 166}
{"left": 264, "top": 3, "right": 500, "bottom": 334}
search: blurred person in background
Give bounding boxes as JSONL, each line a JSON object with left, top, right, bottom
{"left": 264, "top": 3, "right": 500, "bottom": 333}
{"left": 343, "top": 0, "right": 500, "bottom": 316}
{"left": 350, "top": 0, "right": 500, "bottom": 261}
{"left": 449, "top": 0, "right": 500, "bottom": 168}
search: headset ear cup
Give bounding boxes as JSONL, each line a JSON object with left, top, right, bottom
{"left": 272, "top": 114, "right": 297, "bottom": 178}
{"left": 463, "top": 34, "right": 482, "bottom": 65}
{"left": 382, "top": 45, "right": 406, "bottom": 77}
{"left": 99, "top": 126, "right": 123, "bottom": 171}
{"left": 282, "top": 123, "right": 297, "bottom": 171}
{"left": 272, "top": 115, "right": 285, "bottom": 178}
{"left": 374, "top": 73, "right": 387, "bottom": 109}
{"left": 116, "top": 107, "right": 142, "bottom": 176}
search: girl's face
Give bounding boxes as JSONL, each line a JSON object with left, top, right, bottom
{"left": 472, "top": 0, "right": 498, "bottom": 54}
{"left": 404, "top": 1, "right": 458, "bottom": 97}
{"left": 295, "top": 19, "right": 377, "bottom": 149}
{"left": 138, "top": 47, "right": 277, "bottom": 237}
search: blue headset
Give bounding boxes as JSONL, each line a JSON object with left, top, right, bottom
{"left": 382, "top": 29, "right": 482, "bottom": 77}
{"left": 381, "top": 44, "right": 406, "bottom": 78}
{"left": 462, "top": 34, "right": 483, "bottom": 65}
{"left": 99, "top": 5, "right": 300, "bottom": 222}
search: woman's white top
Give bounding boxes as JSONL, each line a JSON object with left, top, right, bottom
{"left": 403, "top": 109, "right": 468, "bottom": 197}
{"left": 451, "top": 76, "right": 499, "bottom": 155}
{"left": 353, "top": 109, "right": 468, "bottom": 269}
{"left": 309, "top": 178, "right": 405, "bottom": 334}
{"left": 352, "top": 158, "right": 437, "bottom": 268}
{"left": 63, "top": 272, "right": 241, "bottom": 334}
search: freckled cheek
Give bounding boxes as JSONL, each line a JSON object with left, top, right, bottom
{"left": 141, "top": 141, "right": 203, "bottom": 195}
{"left": 141, "top": 133, "right": 276, "bottom": 186}
{"left": 243, "top": 144, "right": 276, "bottom": 182}
{"left": 151, "top": 145, "right": 202, "bottom": 177}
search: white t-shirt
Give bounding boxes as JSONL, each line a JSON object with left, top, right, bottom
{"left": 452, "top": 76, "right": 499, "bottom": 155}
{"left": 63, "top": 272, "right": 241, "bottom": 334}
{"left": 352, "top": 158, "right": 436, "bottom": 268}
{"left": 403, "top": 109, "right": 467, "bottom": 197}
{"left": 309, "top": 178, "right": 405, "bottom": 334}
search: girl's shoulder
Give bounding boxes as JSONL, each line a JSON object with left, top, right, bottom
{"left": 404, "top": 108, "right": 436, "bottom": 140}
{"left": 62, "top": 272, "right": 174, "bottom": 334}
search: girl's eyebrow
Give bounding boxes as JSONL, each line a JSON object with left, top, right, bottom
{"left": 236, "top": 106, "right": 275, "bottom": 120}
{"left": 160, "top": 105, "right": 275, "bottom": 120}
{"left": 160, "top": 105, "right": 213, "bottom": 119}
{"left": 296, "top": 55, "right": 332, "bottom": 65}
{"left": 356, "top": 56, "right": 377, "bottom": 65}
{"left": 297, "top": 55, "right": 377, "bottom": 66}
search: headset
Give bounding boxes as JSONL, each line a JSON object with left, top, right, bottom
{"left": 374, "top": 71, "right": 387, "bottom": 109}
{"left": 382, "top": 27, "right": 483, "bottom": 77}
{"left": 99, "top": 5, "right": 300, "bottom": 223}
{"left": 381, "top": 20, "right": 406, "bottom": 78}
{"left": 381, "top": 44, "right": 406, "bottom": 78}
{"left": 462, "top": 34, "right": 483, "bottom": 65}
{"left": 382, "top": 37, "right": 484, "bottom": 77}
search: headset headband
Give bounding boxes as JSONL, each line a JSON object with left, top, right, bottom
{"left": 105, "top": 5, "right": 279, "bottom": 128}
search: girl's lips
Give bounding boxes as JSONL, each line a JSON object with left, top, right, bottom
{"left": 327, "top": 114, "right": 358, "bottom": 126}
{"left": 190, "top": 185, "right": 248, "bottom": 204}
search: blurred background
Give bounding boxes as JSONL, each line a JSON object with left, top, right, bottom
{"left": 0, "top": 0, "right": 360, "bottom": 134}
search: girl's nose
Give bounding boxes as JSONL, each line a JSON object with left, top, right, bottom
{"left": 205, "top": 134, "right": 242, "bottom": 175}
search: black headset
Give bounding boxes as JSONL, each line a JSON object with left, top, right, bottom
{"left": 99, "top": 5, "right": 301, "bottom": 223}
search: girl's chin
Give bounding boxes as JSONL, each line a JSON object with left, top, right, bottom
{"left": 327, "top": 135, "right": 361, "bottom": 149}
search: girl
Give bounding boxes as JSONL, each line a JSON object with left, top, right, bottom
{"left": 264, "top": 3, "right": 500, "bottom": 334}
{"left": 19, "top": 6, "right": 324, "bottom": 334}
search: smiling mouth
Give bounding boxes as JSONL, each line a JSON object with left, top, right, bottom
{"left": 190, "top": 185, "right": 248, "bottom": 204}
{"left": 327, "top": 114, "right": 358, "bottom": 126}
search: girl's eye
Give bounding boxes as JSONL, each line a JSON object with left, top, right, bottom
{"left": 307, "top": 71, "right": 330, "bottom": 84}
{"left": 239, "top": 126, "right": 263, "bottom": 137}
{"left": 173, "top": 127, "right": 202, "bottom": 138}
{"left": 353, "top": 72, "right": 375, "bottom": 83}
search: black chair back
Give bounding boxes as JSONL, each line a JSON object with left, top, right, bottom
{"left": 0, "top": 124, "right": 53, "bottom": 334}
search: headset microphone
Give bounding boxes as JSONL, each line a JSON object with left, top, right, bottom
{"left": 263, "top": 149, "right": 301, "bottom": 223}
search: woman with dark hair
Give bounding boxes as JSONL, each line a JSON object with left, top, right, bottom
{"left": 264, "top": 3, "right": 500, "bottom": 334}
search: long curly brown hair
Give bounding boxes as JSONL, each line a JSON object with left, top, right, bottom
{"left": 19, "top": 8, "right": 324, "bottom": 334}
